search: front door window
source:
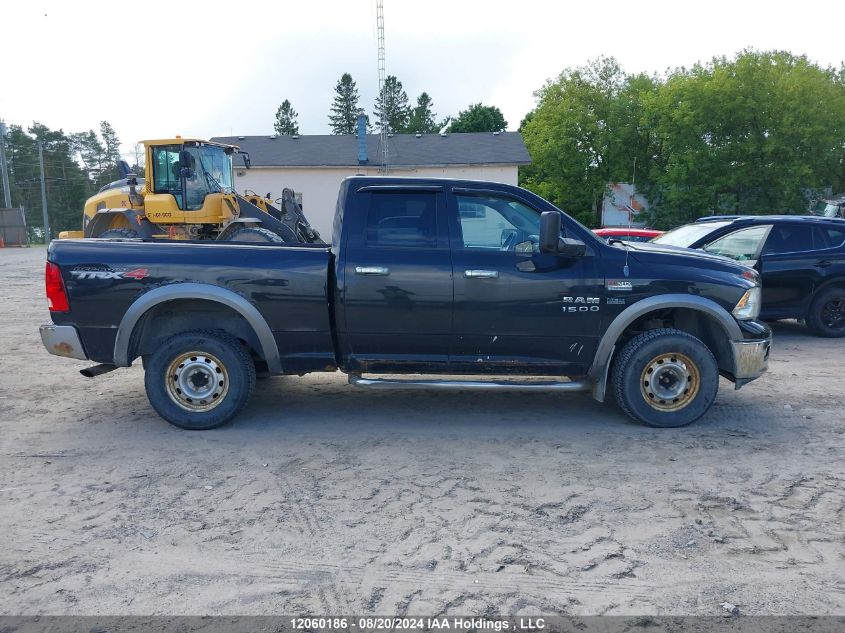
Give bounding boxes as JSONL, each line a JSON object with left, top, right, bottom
{"left": 702, "top": 225, "right": 771, "bottom": 263}
{"left": 456, "top": 193, "right": 541, "bottom": 253}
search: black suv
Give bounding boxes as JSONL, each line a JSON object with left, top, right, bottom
{"left": 653, "top": 215, "right": 845, "bottom": 337}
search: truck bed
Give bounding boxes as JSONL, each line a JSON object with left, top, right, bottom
{"left": 49, "top": 239, "right": 336, "bottom": 371}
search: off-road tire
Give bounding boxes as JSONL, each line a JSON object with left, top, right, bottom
{"left": 226, "top": 227, "right": 286, "bottom": 243}
{"left": 806, "top": 286, "right": 845, "bottom": 338}
{"left": 611, "top": 328, "right": 719, "bottom": 428}
{"left": 144, "top": 330, "right": 256, "bottom": 430}
{"left": 98, "top": 228, "right": 139, "bottom": 239}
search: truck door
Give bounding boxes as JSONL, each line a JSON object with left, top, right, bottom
{"left": 448, "top": 189, "right": 604, "bottom": 375}
{"left": 340, "top": 186, "right": 452, "bottom": 371}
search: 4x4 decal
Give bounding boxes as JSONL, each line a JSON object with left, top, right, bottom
{"left": 70, "top": 268, "right": 149, "bottom": 280}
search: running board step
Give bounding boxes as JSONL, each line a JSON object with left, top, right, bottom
{"left": 348, "top": 375, "right": 590, "bottom": 392}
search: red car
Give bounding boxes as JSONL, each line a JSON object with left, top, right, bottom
{"left": 593, "top": 227, "right": 664, "bottom": 242}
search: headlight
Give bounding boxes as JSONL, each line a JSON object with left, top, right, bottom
{"left": 732, "top": 286, "right": 761, "bottom": 320}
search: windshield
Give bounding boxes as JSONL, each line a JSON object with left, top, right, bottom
{"left": 184, "top": 144, "right": 233, "bottom": 209}
{"left": 821, "top": 204, "right": 841, "bottom": 218}
{"left": 652, "top": 221, "right": 730, "bottom": 247}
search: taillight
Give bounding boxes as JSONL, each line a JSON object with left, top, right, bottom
{"left": 45, "top": 261, "right": 70, "bottom": 312}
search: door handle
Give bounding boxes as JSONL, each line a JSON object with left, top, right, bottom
{"left": 355, "top": 266, "right": 390, "bottom": 276}
{"left": 816, "top": 260, "right": 832, "bottom": 268}
{"left": 464, "top": 269, "right": 499, "bottom": 279}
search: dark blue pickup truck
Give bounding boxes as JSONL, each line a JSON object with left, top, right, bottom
{"left": 41, "top": 177, "right": 771, "bottom": 429}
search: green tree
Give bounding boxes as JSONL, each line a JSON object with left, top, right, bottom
{"left": 6, "top": 123, "right": 91, "bottom": 239}
{"left": 329, "top": 73, "right": 362, "bottom": 134}
{"left": 373, "top": 75, "right": 410, "bottom": 133}
{"left": 98, "top": 121, "right": 122, "bottom": 185}
{"left": 448, "top": 103, "right": 507, "bottom": 133}
{"left": 644, "top": 50, "right": 845, "bottom": 227}
{"left": 70, "top": 129, "right": 106, "bottom": 186}
{"left": 520, "top": 57, "right": 658, "bottom": 226}
{"left": 405, "top": 92, "right": 439, "bottom": 133}
{"left": 273, "top": 99, "right": 300, "bottom": 136}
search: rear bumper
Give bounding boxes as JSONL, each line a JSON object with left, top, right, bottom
{"left": 40, "top": 323, "right": 88, "bottom": 360}
{"left": 729, "top": 335, "right": 771, "bottom": 388}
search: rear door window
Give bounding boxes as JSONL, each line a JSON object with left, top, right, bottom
{"left": 818, "top": 226, "right": 845, "bottom": 249}
{"left": 365, "top": 192, "right": 437, "bottom": 247}
{"left": 761, "top": 225, "right": 814, "bottom": 255}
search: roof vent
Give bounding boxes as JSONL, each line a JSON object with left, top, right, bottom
{"left": 493, "top": 131, "right": 500, "bottom": 136}
{"left": 270, "top": 134, "right": 278, "bottom": 139}
{"left": 292, "top": 135, "right": 300, "bottom": 140}
{"left": 387, "top": 133, "right": 394, "bottom": 138}
{"left": 415, "top": 133, "right": 422, "bottom": 138}
{"left": 439, "top": 132, "right": 447, "bottom": 137}
{"left": 238, "top": 136, "right": 245, "bottom": 140}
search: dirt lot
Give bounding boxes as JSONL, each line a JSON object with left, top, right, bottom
{"left": 1, "top": 246, "right": 844, "bottom": 616}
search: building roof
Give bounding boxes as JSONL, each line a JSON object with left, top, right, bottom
{"left": 209, "top": 132, "right": 531, "bottom": 168}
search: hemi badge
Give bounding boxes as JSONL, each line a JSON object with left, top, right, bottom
{"left": 607, "top": 280, "right": 633, "bottom": 291}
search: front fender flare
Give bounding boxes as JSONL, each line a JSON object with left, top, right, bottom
{"left": 589, "top": 294, "right": 742, "bottom": 402}
{"left": 113, "top": 283, "right": 282, "bottom": 373}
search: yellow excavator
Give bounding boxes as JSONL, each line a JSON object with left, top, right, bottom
{"left": 58, "top": 137, "right": 322, "bottom": 243}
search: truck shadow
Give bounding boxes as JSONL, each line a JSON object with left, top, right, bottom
{"left": 230, "top": 372, "right": 794, "bottom": 441}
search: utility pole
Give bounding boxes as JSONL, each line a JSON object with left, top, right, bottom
{"left": 0, "top": 120, "right": 12, "bottom": 208}
{"left": 38, "top": 141, "right": 51, "bottom": 242}
{"left": 376, "top": 0, "right": 388, "bottom": 172}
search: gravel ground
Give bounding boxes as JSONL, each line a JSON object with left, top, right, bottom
{"left": 1, "top": 246, "right": 844, "bottom": 616}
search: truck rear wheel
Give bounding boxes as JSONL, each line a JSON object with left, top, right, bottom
{"left": 144, "top": 330, "right": 256, "bottom": 430}
{"left": 611, "top": 328, "right": 718, "bottom": 428}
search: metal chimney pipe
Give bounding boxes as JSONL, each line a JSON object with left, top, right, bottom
{"left": 357, "top": 114, "right": 368, "bottom": 164}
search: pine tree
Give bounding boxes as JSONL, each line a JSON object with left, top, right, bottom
{"left": 98, "top": 121, "right": 121, "bottom": 184}
{"left": 406, "top": 92, "right": 439, "bottom": 133}
{"left": 329, "top": 73, "right": 362, "bottom": 135}
{"left": 70, "top": 130, "right": 106, "bottom": 186}
{"left": 273, "top": 100, "right": 300, "bottom": 135}
{"left": 373, "top": 75, "right": 410, "bottom": 133}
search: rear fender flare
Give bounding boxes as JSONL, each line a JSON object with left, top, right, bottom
{"left": 589, "top": 294, "right": 742, "bottom": 401}
{"left": 113, "top": 283, "right": 281, "bottom": 373}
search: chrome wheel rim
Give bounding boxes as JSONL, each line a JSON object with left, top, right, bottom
{"left": 165, "top": 351, "right": 229, "bottom": 412}
{"left": 640, "top": 352, "right": 700, "bottom": 411}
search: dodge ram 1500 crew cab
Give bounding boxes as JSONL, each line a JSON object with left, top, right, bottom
{"left": 41, "top": 177, "right": 771, "bottom": 429}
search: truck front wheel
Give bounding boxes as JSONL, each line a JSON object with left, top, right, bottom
{"left": 611, "top": 328, "right": 718, "bottom": 428}
{"left": 144, "top": 330, "right": 256, "bottom": 430}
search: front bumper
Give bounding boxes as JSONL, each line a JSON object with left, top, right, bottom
{"left": 40, "top": 323, "right": 88, "bottom": 360}
{"left": 729, "top": 335, "right": 771, "bottom": 388}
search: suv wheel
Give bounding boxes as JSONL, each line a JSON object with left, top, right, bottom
{"left": 807, "top": 287, "right": 845, "bottom": 338}
{"left": 611, "top": 328, "right": 719, "bottom": 428}
{"left": 144, "top": 330, "right": 256, "bottom": 429}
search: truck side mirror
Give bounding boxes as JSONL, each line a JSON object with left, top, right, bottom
{"left": 240, "top": 151, "right": 251, "bottom": 169}
{"left": 539, "top": 211, "right": 586, "bottom": 257}
{"left": 539, "top": 211, "right": 561, "bottom": 253}
{"left": 557, "top": 237, "right": 587, "bottom": 258}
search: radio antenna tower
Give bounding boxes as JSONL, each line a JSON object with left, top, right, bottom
{"left": 376, "top": 0, "right": 388, "bottom": 171}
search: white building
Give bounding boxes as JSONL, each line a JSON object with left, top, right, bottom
{"left": 211, "top": 132, "right": 531, "bottom": 236}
